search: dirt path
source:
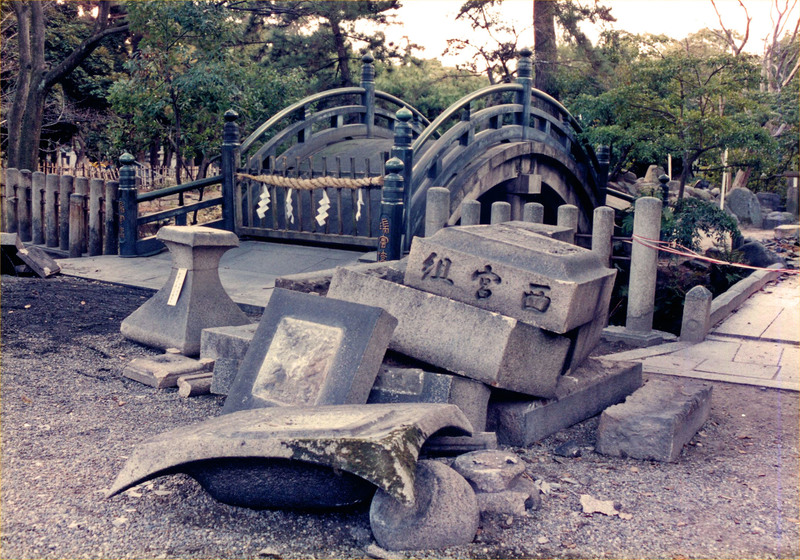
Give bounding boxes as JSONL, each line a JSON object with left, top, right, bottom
{"left": 1, "top": 275, "right": 798, "bottom": 559}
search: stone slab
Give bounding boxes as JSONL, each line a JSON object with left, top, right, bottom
{"left": 404, "top": 224, "right": 616, "bottom": 334}
{"left": 274, "top": 259, "right": 408, "bottom": 297}
{"left": 421, "top": 432, "right": 498, "bottom": 455}
{"left": 502, "top": 221, "right": 574, "bottom": 243}
{"left": 369, "top": 460, "right": 479, "bottom": 551}
{"left": 107, "top": 403, "right": 473, "bottom": 507}
{"left": 123, "top": 354, "right": 214, "bottom": 389}
{"left": 327, "top": 266, "right": 573, "bottom": 398}
{"left": 200, "top": 323, "right": 259, "bottom": 395}
{"left": 602, "top": 326, "right": 678, "bottom": 348}
{"left": 222, "top": 288, "right": 397, "bottom": 412}
{"left": 486, "top": 358, "right": 642, "bottom": 447}
{"left": 16, "top": 245, "right": 61, "bottom": 278}
{"left": 775, "top": 224, "right": 800, "bottom": 239}
{"left": 367, "top": 366, "right": 491, "bottom": 431}
{"left": 595, "top": 378, "right": 712, "bottom": 462}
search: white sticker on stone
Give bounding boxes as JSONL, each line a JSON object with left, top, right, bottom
{"left": 256, "top": 185, "right": 270, "bottom": 219}
{"left": 167, "top": 268, "right": 188, "bottom": 306}
{"left": 316, "top": 190, "right": 330, "bottom": 227}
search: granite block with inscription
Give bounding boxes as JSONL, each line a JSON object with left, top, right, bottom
{"left": 222, "top": 288, "right": 397, "bottom": 413}
{"left": 404, "top": 224, "right": 616, "bottom": 334}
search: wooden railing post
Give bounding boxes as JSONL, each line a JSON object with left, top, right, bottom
{"left": 516, "top": 47, "right": 533, "bottom": 140}
{"left": 4, "top": 168, "right": 19, "bottom": 234}
{"left": 18, "top": 170, "right": 32, "bottom": 242}
{"left": 58, "top": 174, "right": 74, "bottom": 251}
{"left": 220, "top": 109, "right": 240, "bottom": 232}
{"left": 89, "top": 178, "right": 104, "bottom": 256}
{"left": 74, "top": 177, "right": 89, "bottom": 253}
{"left": 104, "top": 180, "right": 119, "bottom": 255}
{"left": 377, "top": 157, "right": 404, "bottom": 262}
{"left": 361, "top": 52, "right": 375, "bottom": 138}
{"left": 31, "top": 171, "right": 45, "bottom": 245}
{"left": 45, "top": 174, "right": 59, "bottom": 247}
{"left": 69, "top": 193, "right": 87, "bottom": 258}
{"left": 391, "top": 108, "right": 414, "bottom": 252}
{"left": 118, "top": 153, "right": 138, "bottom": 257}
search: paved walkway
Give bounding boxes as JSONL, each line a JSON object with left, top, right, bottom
{"left": 600, "top": 273, "right": 800, "bottom": 391}
{"left": 57, "top": 240, "right": 799, "bottom": 391}
{"left": 57, "top": 240, "right": 368, "bottom": 312}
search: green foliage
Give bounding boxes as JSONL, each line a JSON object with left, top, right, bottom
{"left": 108, "top": 1, "right": 307, "bottom": 176}
{"left": 375, "top": 58, "right": 489, "bottom": 120}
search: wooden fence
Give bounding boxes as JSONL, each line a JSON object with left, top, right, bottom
{"left": 2, "top": 168, "right": 120, "bottom": 257}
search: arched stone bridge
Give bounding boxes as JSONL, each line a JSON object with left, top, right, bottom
{"left": 233, "top": 50, "right": 622, "bottom": 249}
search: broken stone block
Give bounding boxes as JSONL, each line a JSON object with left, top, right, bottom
{"left": 775, "top": 224, "right": 800, "bottom": 240}
{"left": 107, "top": 403, "right": 473, "bottom": 508}
{"left": 0, "top": 233, "right": 60, "bottom": 278}
{"left": 368, "top": 366, "right": 491, "bottom": 431}
{"left": 200, "top": 323, "right": 259, "bottom": 395}
{"left": 327, "top": 266, "right": 572, "bottom": 398}
{"left": 487, "top": 358, "right": 642, "bottom": 446}
{"left": 223, "top": 288, "right": 397, "bottom": 413}
{"left": 369, "top": 460, "right": 479, "bottom": 551}
{"left": 595, "top": 378, "right": 712, "bottom": 462}
{"left": 403, "top": 223, "right": 616, "bottom": 334}
{"left": 451, "top": 450, "right": 525, "bottom": 493}
{"left": 475, "top": 477, "right": 541, "bottom": 516}
{"left": 177, "top": 372, "right": 213, "bottom": 398}
{"left": 121, "top": 226, "right": 250, "bottom": 356}
{"left": 122, "top": 353, "right": 214, "bottom": 389}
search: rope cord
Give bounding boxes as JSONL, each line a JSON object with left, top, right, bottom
{"left": 237, "top": 173, "right": 383, "bottom": 190}
{"left": 630, "top": 234, "right": 799, "bottom": 274}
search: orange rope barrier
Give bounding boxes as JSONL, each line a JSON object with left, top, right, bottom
{"left": 628, "top": 234, "right": 799, "bottom": 275}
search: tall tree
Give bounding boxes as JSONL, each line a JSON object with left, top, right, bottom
{"left": 533, "top": 0, "right": 558, "bottom": 95}
{"left": 4, "top": 0, "right": 128, "bottom": 170}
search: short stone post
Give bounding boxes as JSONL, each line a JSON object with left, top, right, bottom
{"left": 591, "top": 206, "right": 615, "bottom": 268}
{"left": 68, "top": 193, "right": 86, "bottom": 258}
{"left": 118, "top": 153, "right": 139, "bottom": 257}
{"left": 786, "top": 178, "right": 799, "bottom": 217}
{"left": 523, "top": 202, "right": 544, "bottom": 224}
{"left": 31, "top": 171, "right": 45, "bottom": 245}
{"left": 425, "top": 187, "right": 450, "bottom": 237}
{"left": 627, "top": 196, "right": 662, "bottom": 333}
{"left": 377, "top": 158, "right": 404, "bottom": 262}
{"left": 45, "top": 174, "right": 59, "bottom": 247}
{"left": 490, "top": 201, "right": 511, "bottom": 224}
{"left": 18, "top": 169, "right": 32, "bottom": 242}
{"left": 4, "top": 168, "right": 19, "bottom": 234}
{"left": 104, "top": 180, "right": 119, "bottom": 255}
{"left": 58, "top": 174, "right": 73, "bottom": 251}
{"left": 557, "top": 204, "right": 579, "bottom": 244}
{"left": 680, "top": 285, "right": 712, "bottom": 342}
{"left": 120, "top": 225, "right": 250, "bottom": 356}
{"left": 88, "top": 178, "right": 104, "bottom": 256}
{"left": 461, "top": 199, "right": 481, "bottom": 226}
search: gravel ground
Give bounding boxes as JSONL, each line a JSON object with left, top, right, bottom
{"left": 1, "top": 274, "right": 798, "bottom": 559}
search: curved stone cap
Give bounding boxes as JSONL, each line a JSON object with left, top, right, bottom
{"left": 156, "top": 225, "right": 240, "bottom": 247}
{"left": 107, "top": 403, "right": 472, "bottom": 506}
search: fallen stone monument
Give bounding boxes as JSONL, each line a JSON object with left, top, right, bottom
{"left": 327, "top": 265, "right": 572, "bottom": 398}
{"left": 595, "top": 378, "right": 712, "bottom": 462}
{"left": 404, "top": 223, "right": 616, "bottom": 334}
{"left": 122, "top": 353, "right": 214, "bottom": 389}
{"left": 222, "top": 288, "right": 397, "bottom": 413}
{"left": 107, "top": 403, "right": 473, "bottom": 509}
{"left": 1, "top": 232, "right": 60, "bottom": 278}
{"left": 121, "top": 226, "right": 249, "bottom": 356}
{"left": 452, "top": 450, "right": 541, "bottom": 516}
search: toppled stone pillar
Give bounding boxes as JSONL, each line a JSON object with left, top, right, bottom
{"left": 595, "top": 378, "right": 712, "bottom": 462}
{"left": 680, "top": 285, "right": 712, "bottom": 342}
{"left": 121, "top": 225, "right": 249, "bottom": 356}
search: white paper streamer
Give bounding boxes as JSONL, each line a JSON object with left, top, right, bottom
{"left": 356, "top": 189, "right": 364, "bottom": 221}
{"left": 316, "top": 190, "right": 331, "bottom": 227}
{"left": 256, "top": 186, "right": 270, "bottom": 219}
{"left": 285, "top": 188, "right": 294, "bottom": 224}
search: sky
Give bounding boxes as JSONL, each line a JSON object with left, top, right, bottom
{"left": 377, "top": 0, "right": 795, "bottom": 65}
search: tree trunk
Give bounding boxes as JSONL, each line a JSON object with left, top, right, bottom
{"left": 533, "top": 0, "right": 558, "bottom": 98}
{"left": 329, "top": 16, "right": 352, "bottom": 86}
{"left": 5, "top": 1, "right": 129, "bottom": 170}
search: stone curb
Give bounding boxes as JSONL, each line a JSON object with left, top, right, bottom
{"left": 709, "top": 263, "right": 783, "bottom": 326}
